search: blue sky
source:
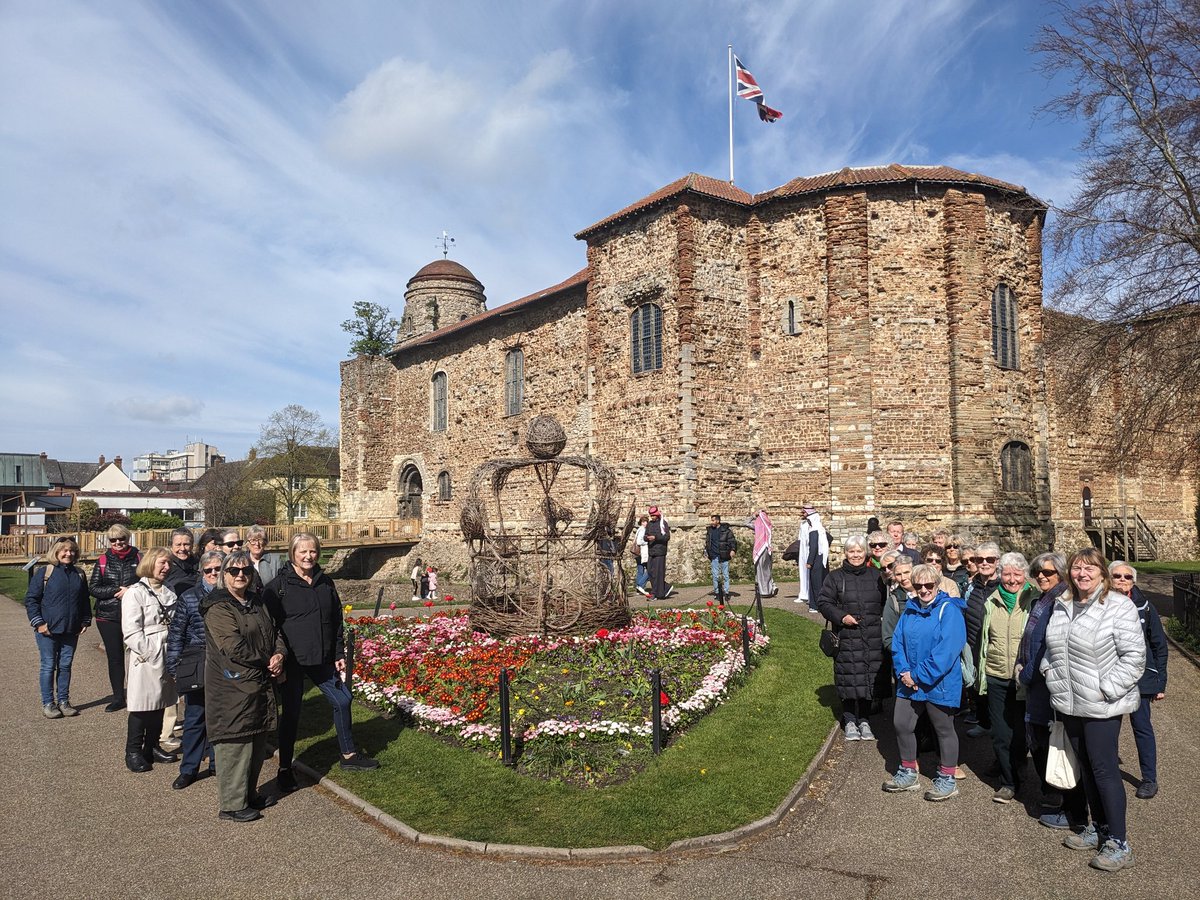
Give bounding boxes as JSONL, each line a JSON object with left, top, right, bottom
{"left": 0, "top": 0, "right": 1085, "bottom": 465}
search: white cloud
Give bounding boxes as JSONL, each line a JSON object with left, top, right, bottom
{"left": 118, "top": 396, "right": 206, "bottom": 423}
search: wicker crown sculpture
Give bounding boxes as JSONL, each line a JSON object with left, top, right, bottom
{"left": 460, "top": 415, "right": 636, "bottom": 637}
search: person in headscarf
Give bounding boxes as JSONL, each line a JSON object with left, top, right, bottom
{"left": 797, "top": 504, "right": 830, "bottom": 604}
{"left": 752, "top": 509, "right": 777, "bottom": 598}
{"left": 644, "top": 506, "right": 673, "bottom": 600}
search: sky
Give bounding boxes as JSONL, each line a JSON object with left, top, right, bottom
{"left": 0, "top": 0, "right": 1087, "bottom": 466}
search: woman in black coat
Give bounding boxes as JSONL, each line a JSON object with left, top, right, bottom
{"left": 816, "top": 534, "right": 888, "bottom": 741}
{"left": 88, "top": 524, "right": 141, "bottom": 712}
{"left": 265, "top": 532, "right": 378, "bottom": 795}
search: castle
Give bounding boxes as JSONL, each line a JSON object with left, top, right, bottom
{"left": 339, "top": 164, "right": 1197, "bottom": 581}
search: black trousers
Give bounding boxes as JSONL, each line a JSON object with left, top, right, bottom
{"left": 94, "top": 617, "right": 126, "bottom": 702}
{"left": 126, "top": 709, "right": 165, "bottom": 757}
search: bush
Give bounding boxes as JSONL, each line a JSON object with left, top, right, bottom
{"left": 81, "top": 510, "right": 131, "bottom": 532}
{"left": 128, "top": 511, "right": 184, "bottom": 531}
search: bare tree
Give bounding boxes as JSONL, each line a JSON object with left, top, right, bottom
{"left": 1037, "top": 0, "right": 1199, "bottom": 464}
{"left": 196, "top": 460, "right": 273, "bottom": 526}
{"left": 254, "top": 405, "right": 338, "bottom": 524}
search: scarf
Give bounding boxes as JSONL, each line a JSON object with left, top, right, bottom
{"left": 752, "top": 510, "right": 773, "bottom": 562}
{"left": 997, "top": 584, "right": 1021, "bottom": 613}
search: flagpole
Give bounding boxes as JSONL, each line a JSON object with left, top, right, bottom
{"left": 728, "top": 44, "right": 735, "bottom": 184}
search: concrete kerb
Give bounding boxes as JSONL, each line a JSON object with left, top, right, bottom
{"left": 290, "top": 720, "right": 841, "bottom": 861}
{"left": 1165, "top": 632, "right": 1200, "bottom": 670}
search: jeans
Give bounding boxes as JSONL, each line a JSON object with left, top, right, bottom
{"left": 986, "top": 676, "right": 1028, "bottom": 789}
{"left": 1128, "top": 695, "right": 1157, "bottom": 783}
{"left": 1063, "top": 714, "right": 1127, "bottom": 843}
{"left": 710, "top": 558, "right": 730, "bottom": 595}
{"left": 635, "top": 562, "right": 649, "bottom": 591}
{"left": 841, "top": 697, "right": 872, "bottom": 727}
{"left": 179, "top": 690, "right": 215, "bottom": 776}
{"left": 94, "top": 618, "right": 126, "bottom": 702}
{"left": 278, "top": 662, "right": 356, "bottom": 768}
{"left": 35, "top": 631, "right": 79, "bottom": 705}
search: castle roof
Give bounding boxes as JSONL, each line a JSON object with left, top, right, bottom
{"left": 406, "top": 259, "right": 482, "bottom": 288}
{"left": 576, "top": 164, "right": 1044, "bottom": 239}
{"left": 391, "top": 268, "right": 588, "bottom": 355}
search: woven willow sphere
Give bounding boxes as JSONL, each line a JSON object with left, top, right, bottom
{"left": 526, "top": 415, "right": 567, "bottom": 459}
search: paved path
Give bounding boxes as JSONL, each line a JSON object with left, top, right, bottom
{"left": 2, "top": 585, "right": 1196, "bottom": 900}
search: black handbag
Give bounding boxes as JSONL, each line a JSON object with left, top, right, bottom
{"left": 782, "top": 539, "right": 801, "bottom": 563}
{"left": 819, "top": 621, "right": 840, "bottom": 658}
{"left": 174, "top": 644, "right": 206, "bottom": 692}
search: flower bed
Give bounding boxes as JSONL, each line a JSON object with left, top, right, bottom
{"left": 350, "top": 607, "right": 769, "bottom": 785}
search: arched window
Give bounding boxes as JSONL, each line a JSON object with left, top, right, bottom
{"left": 1000, "top": 441, "right": 1033, "bottom": 493}
{"left": 437, "top": 470, "right": 452, "bottom": 501}
{"left": 631, "top": 303, "right": 663, "bottom": 374}
{"left": 785, "top": 299, "right": 799, "bottom": 336}
{"left": 504, "top": 349, "right": 524, "bottom": 416}
{"left": 991, "top": 283, "right": 1019, "bottom": 370}
{"left": 398, "top": 466, "right": 423, "bottom": 518}
{"left": 431, "top": 371, "right": 448, "bottom": 432}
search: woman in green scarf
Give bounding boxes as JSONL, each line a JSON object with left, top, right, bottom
{"left": 977, "top": 551, "right": 1038, "bottom": 803}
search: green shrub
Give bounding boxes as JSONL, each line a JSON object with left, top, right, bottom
{"left": 128, "top": 511, "right": 184, "bottom": 530}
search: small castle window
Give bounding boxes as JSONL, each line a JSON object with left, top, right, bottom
{"left": 631, "top": 303, "right": 663, "bottom": 374}
{"left": 438, "top": 470, "right": 452, "bottom": 501}
{"left": 992, "top": 284, "right": 1019, "bottom": 370}
{"left": 431, "top": 371, "right": 448, "bottom": 432}
{"left": 1000, "top": 441, "right": 1033, "bottom": 493}
{"left": 504, "top": 349, "right": 524, "bottom": 416}
{"left": 785, "top": 299, "right": 799, "bottom": 336}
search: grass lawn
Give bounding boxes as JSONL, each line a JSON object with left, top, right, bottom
{"left": 0, "top": 567, "right": 29, "bottom": 600}
{"left": 1136, "top": 560, "right": 1200, "bottom": 575}
{"left": 293, "top": 607, "right": 833, "bottom": 849}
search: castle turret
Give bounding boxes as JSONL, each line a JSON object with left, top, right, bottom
{"left": 398, "top": 259, "right": 486, "bottom": 343}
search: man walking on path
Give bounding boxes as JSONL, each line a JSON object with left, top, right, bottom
{"left": 705, "top": 514, "right": 736, "bottom": 602}
{"left": 797, "top": 504, "right": 830, "bottom": 604}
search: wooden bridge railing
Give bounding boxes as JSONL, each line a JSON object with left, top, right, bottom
{"left": 0, "top": 518, "right": 421, "bottom": 565}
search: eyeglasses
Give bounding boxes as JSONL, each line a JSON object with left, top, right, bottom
{"left": 1035, "top": 569, "right": 1058, "bottom": 578}
{"left": 226, "top": 565, "right": 254, "bottom": 577}
{"left": 248, "top": 538, "right": 265, "bottom": 544}
{"left": 1111, "top": 573, "right": 1135, "bottom": 581}
{"left": 972, "top": 556, "right": 999, "bottom": 564}
{"left": 924, "top": 556, "right": 942, "bottom": 563}
{"left": 869, "top": 542, "right": 888, "bottom": 549}
{"left": 202, "top": 566, "right": 221, "bottom": 574}
{"left": 110, "top": 538, "right": 128, "bottom": 544}
{"left": 222, "top": 540, "right": 244, "bottom": 548}
{"left": 914, "top": 582, "right": 937, "bottom": 590}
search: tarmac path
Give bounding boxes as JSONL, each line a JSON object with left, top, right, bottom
{"left": 2, "top": 583, "right": 1196, "bottom": 900}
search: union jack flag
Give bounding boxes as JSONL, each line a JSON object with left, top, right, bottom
{"left": 734, "top": 55, "right": 782, "bottom": 123}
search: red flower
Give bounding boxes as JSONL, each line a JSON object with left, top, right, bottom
{"left": 659, "top": 690, "right": 671, "bottom": 706}
{"left": 444, "top": 594, "right": 454, "bottom": 602}
{"left": 706, "top": 600, "right": 714, "bottom": 607}
{"left": 596, "top": 628, "right": 609, "bottom": 639}
{"left": 424, "top": 600, "right": 434, "bottom": 607}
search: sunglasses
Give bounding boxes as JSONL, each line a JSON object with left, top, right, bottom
{"left": 972, "top": 556, "right": 999, "bottom": 564}
{"left": 110, "top": 538, "right": 128, "bottom": 544}
{"left": 222, "top": 540, "right": 244, "bottom": 548}
{"left": 226, "top": 565, "right": 254, "bottom": 577}
{"left": 202, "top": 566, "right": 222, "bottom": 574}
{"left": 869, "top": 542, "right": 888, "bottom": 549}
{"left": 1035, "top": 569, "right": 1058, "bottom": 578}
{"left": 1111, "top": 573, "right": 1135, "bottom": 581}
{"left": 946, "top": 543, "right": 961, "bottom": 549}
{"left": 924, "top": 556, "right": 942, "bottom": 562}
{"left": 914, "top": 582, "right": 937, "bottom": 590}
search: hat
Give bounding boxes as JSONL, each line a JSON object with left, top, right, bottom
{"left": 648, "top": 506, "right": 660, "bottom": 516}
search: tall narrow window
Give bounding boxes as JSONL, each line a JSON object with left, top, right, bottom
{"left": 631, "top": 303, "right": 663, "bottom": 374}
{"left": 785, "top": 299, "right": 799, "bottom": 335}
{"left": 431, "top": 371, "right": 448, "bottom": 432}
{"left": 438, "top": 470, "right": 452, "bottom": 501}
{"left": 991, "top": 283, "right": 1019, "bottom": 370}
{"left": 1000, "top": 441, "right": 1033, "bottom": 493}
{"left": 504, "top": 349, "right": 524, "bottom": 416}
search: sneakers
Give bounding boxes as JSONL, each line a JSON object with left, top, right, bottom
{"left": 1135, "top": 780, "right": 1158, "bottom": 800}
{"left": 966, "top": 724, "right": 990, "bottom": 738}
{"left": 993, "top": 786, "right": 1016, "bottom": 804}
{"left": 1039, "top": 811, "right": 1070, "bottom": 830}
{"left": 42, "top": 703, "right": 63, "bottom": 719}
{"left": 844, "top": 721, "right": 861, "bottom": 741}
{"left": 963, "top": 711, "right": 979, "bottom": 725}
{"left": 924, "top": 774, "right": 959, "bottom": 801}
{"left": 857, "top": 721, "right": 876, "bottom": 741}
{"left": 57, "top": 700, "right": 79, "bottom": 717}
{"left": 883, "top": 766, "right": 922, "bottom": 793}
{"left": 339, "top": 752, "right": 380, "bottom": 771}
{"left": 1063, "top": 824, "right": 1099, "bottom": 852}
{"left": 1089, "top": 838, "right": 1134, "bottom": 872}
{"left": 953, "top": 766, "right": 967, "bottom": 780}
{"left": 635, "top": 586, "right": 650, "bottom": 597}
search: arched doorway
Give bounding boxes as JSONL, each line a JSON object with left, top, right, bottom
{"left": 399, "top": 466, "right": 423, "bottom": 519}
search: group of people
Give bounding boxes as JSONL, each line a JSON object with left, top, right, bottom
{"left": 408, "top": 559, "right": 440, "bottom": 601}
{"left": 26, "top": 524, "right": 379, "bottom": 823}
{"left": 816, "top": 523, "right": 1167, "bottom": 874}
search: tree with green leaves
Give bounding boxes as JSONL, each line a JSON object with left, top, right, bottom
{"left": 254, "top": 405, "right": 338, "bottom": 525}
{"left": 341, "top": 300, "right": 399, "bottom": 357}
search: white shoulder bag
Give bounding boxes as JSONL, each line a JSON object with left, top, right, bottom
{"left": 1046, "top": 717, "right": 1080, "bottom": 790}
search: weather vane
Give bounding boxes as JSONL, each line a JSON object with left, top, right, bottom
{"left": 436, "top": 230, "right": 456, "bottom": 258}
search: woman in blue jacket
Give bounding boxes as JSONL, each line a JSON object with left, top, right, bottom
{"left": 885, "top": 563, "right": 967, "bottom": 802}
{"left": 26, "top": 536, "right": 91, "bottom": 718}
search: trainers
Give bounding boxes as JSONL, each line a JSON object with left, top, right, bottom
{"left": 883, "top": 766, "right": 921, "bottom": 793}
{"left": 993, "top": 786, "right": 1016, "bottom": 804}
{"left": 1063, "top": 824, "right": 1099, "bottom": 852}
{"left": 1089, "top": 838, "right": 1134, "bottom": 872}
{"left": 844, "top": 721, "right": 861, "bottom": 741}
{"left": 42, "top": 703, "right": 62, "bottom": 719}
{"left": 1135, "top": 780, "right": 1158, "bottom": 800}
{"left": 963, "top": 711, "right": 979, "bottom": 725}
{"left": 857, "top": 721, "right": 876, "bottom": 741}
{"left": 924, "top": 774, "right": 959, "bottom": 801}
{"left": 1039, "top": 811, "right": 1070, "bottom": 830}
{"left": 57, "top": 701, "right": 79, "bottom": 717}
{"left": 953, "top": 766, "right": 967, "bottom": 780}
{"left": 966, "top": 724, "right": 990, "bottom": 738}
{"left": 339, "top": 752, "right": 380, "bottom": 771}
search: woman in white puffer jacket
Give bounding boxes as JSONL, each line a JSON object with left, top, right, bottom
{"left": 1041, "top": 547, "right": 1144, "bottom": 873}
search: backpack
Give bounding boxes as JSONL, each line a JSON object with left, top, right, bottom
{"left": 43, "top": 564, "right": 87, "bottom": 591}
{"left": 939, "top": 601, "right": 976, "bottom": 686}
{"left": 96, "top": 549, "right": 140, "bottom": 578}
